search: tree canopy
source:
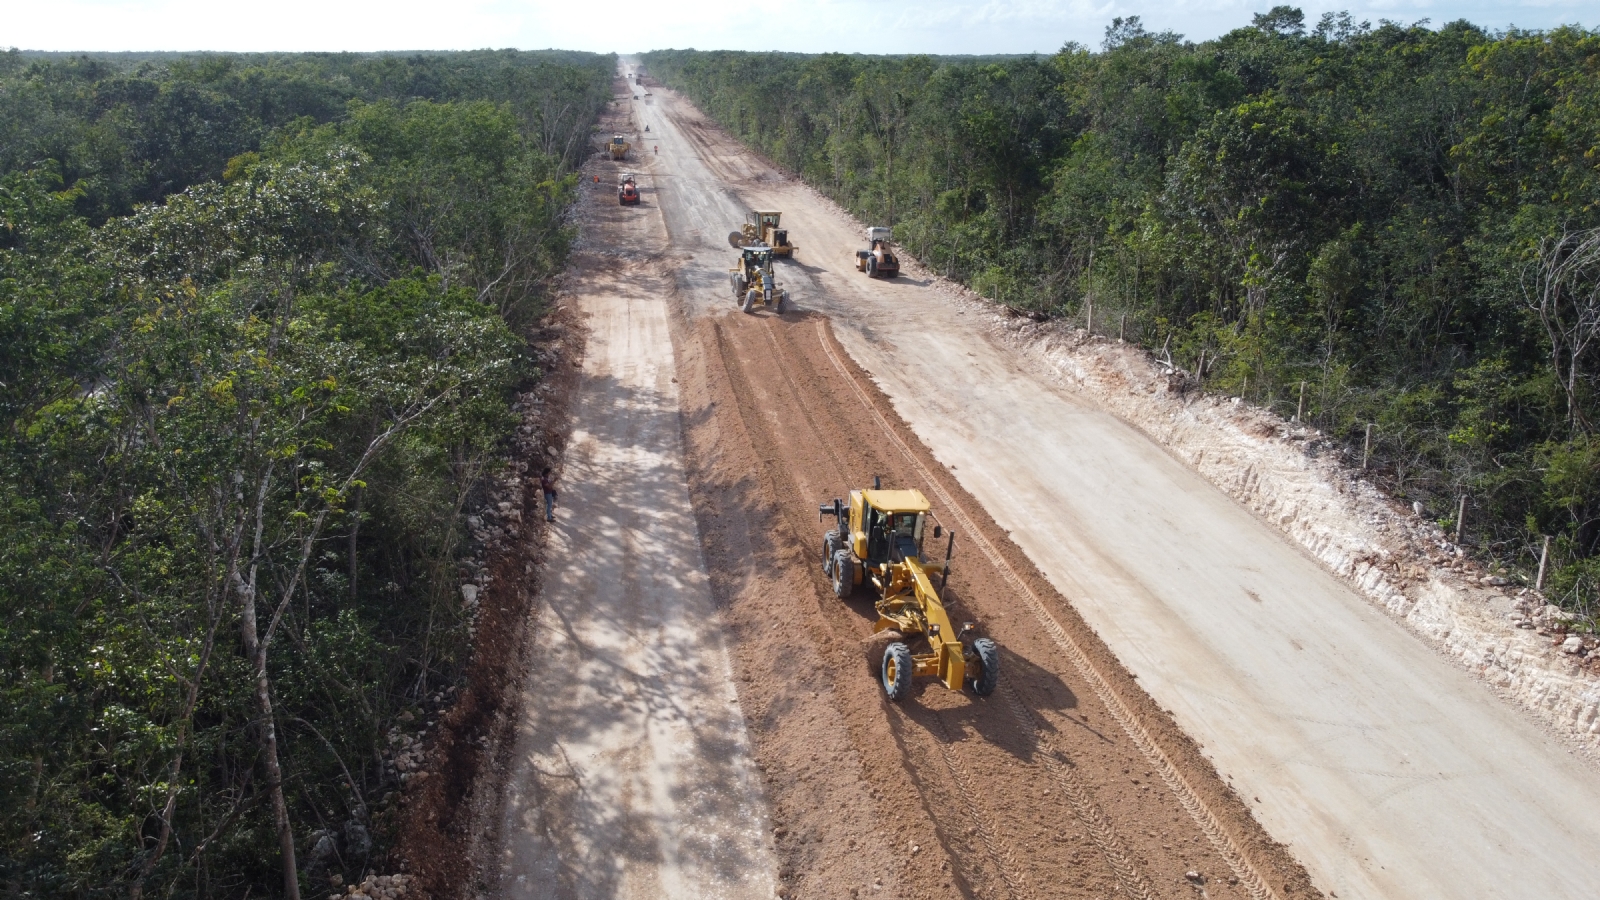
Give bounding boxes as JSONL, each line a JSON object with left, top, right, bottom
{"left": 0, "top": 49, "right": 611, "bottom": 897}
{"left": 644, "top": 16, "right": 1600, "bottom": 611}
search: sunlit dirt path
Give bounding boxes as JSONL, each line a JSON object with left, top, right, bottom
{"left": 624, "top": 55, "right": 1600, "bottom": 900}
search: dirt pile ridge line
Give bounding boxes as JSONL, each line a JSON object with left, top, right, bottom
{"left": 998, "top": 316, "right": 1600, "bottom": 756}
{"left": 814, "top": 319, "right": 1281, "bottom": 900}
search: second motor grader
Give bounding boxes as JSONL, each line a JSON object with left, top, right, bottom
{"left": 731, "top": 210, "right": 796, "bottom": 257}
{"left": 821, "top": 480, "right": 999, "bottom": 700}
{"left": 728, "top": 242, "right": 789, "bottom": 314}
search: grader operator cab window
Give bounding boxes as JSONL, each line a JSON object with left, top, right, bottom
{"left": 867, "top": 508, "right": 925, "bottom": 563}
{"left": 889, "top": 513, "right": 924, "bottom": 561}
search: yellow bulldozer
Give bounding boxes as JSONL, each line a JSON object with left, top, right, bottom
{"left": 728, "top": 241, "right": 789, "bottom": 314}
{"left": 732, "top": 210, "right": 795, "bottom": 257}
{"left": 821, "top": 479, "right": 999, "bottom": 700}
{"left": 607, "top": 134, "right": 630, "bottom": 160}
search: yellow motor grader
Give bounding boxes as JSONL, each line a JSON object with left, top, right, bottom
{"left": 728, "top": 241, "right": 789, "bottom": 314}
{"left": 732, "top": 210, "right": 796, "bottom": 257}
{"left": 820, "top": 480, "right": 999, "bottom": 700}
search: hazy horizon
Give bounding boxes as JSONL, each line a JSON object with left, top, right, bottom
{"left": 6, "top": 0, "right": 1596, "bottom": 57}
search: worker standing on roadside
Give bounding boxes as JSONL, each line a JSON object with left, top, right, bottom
{"left": 540, "top": 467, "right": 558, "bottom": 522}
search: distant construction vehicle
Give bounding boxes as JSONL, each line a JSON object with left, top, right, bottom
{"left": 855, "top": 226, "right": 900, "bottom": 278}
{"left": 607, "top": 134, "right": 630, "bottom": 160}
{"left": 618, "top": 173, "right": 639, "bottom": 205}
{"left": 732, "top": 210, "right": 795, "bottom": 257}
{"left": 821, "top": 480, "right": 998, "bottom": 700}
{"left": 728, "top": 241, "right": 788, "bottom": 314}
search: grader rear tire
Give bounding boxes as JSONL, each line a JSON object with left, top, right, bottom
{"left": 968, "top": 637, "right": 999, "bottom": 697}
{"left": 882, "top": 642, "right": 914, "bottom": 701}
{"left": 831, "top": 550, "right": 853, "bottom": 599}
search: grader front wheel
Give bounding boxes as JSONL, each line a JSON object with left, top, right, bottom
{"left": 882, "top": 642, "right": 914, "bottom": 701}
{"left": 968, "top": 637, "right": 1000, "bottom": 696}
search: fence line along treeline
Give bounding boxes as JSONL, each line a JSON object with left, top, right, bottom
{"left": 644, "top": 12, "right": 1600, "bottom": 615}
{"left": 0, "top": 49, "right": 612, "bottom": 897}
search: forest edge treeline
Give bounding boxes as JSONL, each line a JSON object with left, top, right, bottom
{"left": 0, "top": 49, "right": 612, "bottom": 897}
{"left": 643, "top": 9, "right": 1600, "bottom": 617}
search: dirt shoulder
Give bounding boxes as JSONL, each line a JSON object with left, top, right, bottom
{"left": 386, "top": 297, "right": 585, "bottom": 898}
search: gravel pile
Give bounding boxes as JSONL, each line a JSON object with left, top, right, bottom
{"left": 328, "top": 873, "right": 419, "bottom": 899}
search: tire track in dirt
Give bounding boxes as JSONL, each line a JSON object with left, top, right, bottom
{"left": 713, "top": 309, "right": 1255, "bottom": 900}
{"left": 812, "top": 319, "right": 1281, "bottom": 900}
{"left": 998, "top": 681, "right": 1157, "bottom": 900}
{"left": 744, "top": 318, "right": 1037, "bottom": 900}
{"left": 756, "top": 312, "right": 1151, "bottom": 900}
{"left": 708, "top": 317, "right": 1030, "bottom": 898}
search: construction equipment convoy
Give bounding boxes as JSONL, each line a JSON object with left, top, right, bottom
{"left": 821, "top": 480, "right": 999, "bottom": 700}
{"left": 855, "top": 226, "right": 900, "bottom": 278}
{"left": 618, "top": 173, "right": 639, "bottom": 205}
{"left": 732, "top": 210, "right": 796, "bottom": 257}
{"left": 727, "top": 239, "right": 789, "bottom": 314}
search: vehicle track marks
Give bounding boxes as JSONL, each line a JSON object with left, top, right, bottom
{"left": 998, "top": 681, "right": 1157, "bottom": 900}
{"left": 814, "top": 319, "right": 1281, "bottom": 900}
{"left": 713, "top": 316, "right": 1035, "bottom": 899}
{"left": 922, "top": 710, "right": 1031, "bottom": 900}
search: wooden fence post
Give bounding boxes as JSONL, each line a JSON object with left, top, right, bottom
{"left": 1455, "top": 494, "right": 1467, "bottom": 543}
{"left": 1362, "top": 423, "right": 1373, "bottom": 470}
{"left": 1536, "top": 535, "right": 1551, "bottom": 592}
{"left": 1295, "top": 381, "right": 1306, "bottom": 422}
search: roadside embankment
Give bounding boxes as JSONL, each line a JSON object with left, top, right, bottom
{"left": 954, "top": 304, "right": 1600, "bottom": 757}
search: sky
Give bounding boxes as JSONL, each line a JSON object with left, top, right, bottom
{"left": 2, "top": 0, "right": 1595, "bottom": 55}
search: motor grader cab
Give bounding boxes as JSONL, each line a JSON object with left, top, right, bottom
{"left": 728, "top": 244, "right": 788, "bottom": 314}
{"left": 737, "top": 210, "right": 795, "bottom": 257}
{"left": 820, "top": 480, "right": 999, "bottom": 700}
{"left": 855, "top": 226, "right": 900, "bottom": 278}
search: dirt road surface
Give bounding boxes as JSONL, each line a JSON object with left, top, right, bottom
{"left": 587, "top": 67, "right": 1312, "bottom": 900}
{"left": 605, "top": 59, "right": 1600, "bottom": 899}
{"left": 487, "top": 119, "right": 776, "bottom": 896}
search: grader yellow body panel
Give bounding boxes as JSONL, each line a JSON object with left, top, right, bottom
{"left": 821, "top": 482, "right": 998, "bottom": 700}
{"left": 740, "top": 210, "right": 795, "bottom": 257}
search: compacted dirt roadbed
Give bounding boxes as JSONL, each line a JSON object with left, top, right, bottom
{"left": 473, "top": 61, "right": 1600, "bottom": 900}
{"left": 474, "top": 66, "right": 1318, "bottom": 900}
{"left": 621, "top": 58, "right": 1600, "bottom": 899}
{"left": 671, "top": 308, "right": 1315, "bottom": 899}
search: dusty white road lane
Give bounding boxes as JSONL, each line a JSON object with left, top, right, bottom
{"left": 493, "top": 90, "right": 775, "bottom": 898}
{"left": 628, "top": 60, "right": 1600, "bottom": 899}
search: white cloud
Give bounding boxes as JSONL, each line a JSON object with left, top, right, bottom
{"left": 0, "top": 0, "right": 1594, "bottom": 55}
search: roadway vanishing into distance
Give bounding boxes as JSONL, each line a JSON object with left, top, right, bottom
{"left": 488, "top": 58, "right": 1600, "bottom": 900}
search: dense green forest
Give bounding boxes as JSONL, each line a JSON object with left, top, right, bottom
{"left": 644, "top": 12, "right": 1600, "bottom": 614}
{"left": 0, "top": 49, "right": 611, "bottom": 896}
